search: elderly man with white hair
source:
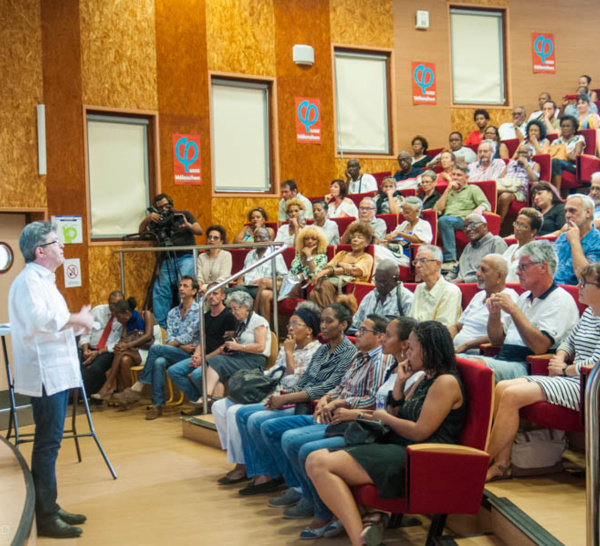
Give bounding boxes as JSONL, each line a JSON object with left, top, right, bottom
{"left": 589, "top": 172, "right": 600, "bottom": 224}
{"left": 450, "top": 254, "right": 518, "bottom": 354}
{"left": 467, "top": 139, "right": 506, "bottom": 182}
{"left": 446, "top": 212, "right": 507, "bottom": 283}
{"left": 554, "top": 193, "right": 600, "bottom": 285}
{"left": 473, "top": 241, "right": 579, "bottom": 382}
{"left": 340, "top": 197, "right": 386, "bottom": 244}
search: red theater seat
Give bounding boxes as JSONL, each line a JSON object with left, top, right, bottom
{"left": 348, "top": 191, "right": 377, "bottom": 208}
{"left": 330, "top": 216, "right": 357, "bottom": 239}
{"left": 456, "top": 283, "right": 481, "bottom": 309}
{"left": 560, "top": 129, "right": 597, "bottom": 192}
{"left": 372, "top": 171, "right": 392, "bottom": 186}
{"left": 352, "top": 358, "right": 493, "bottom": 543}
{"left": 230, "top": 248, "right": 252, "bottom": 275}
{"left": 501, "top": 138, "right": 520, "bottom": 157}
{"left": 376, "top": 213, "right": 398, "bottom": 234}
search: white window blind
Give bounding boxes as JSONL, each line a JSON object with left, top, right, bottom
{"left": 334, "top": 51, "right": 390, "bottom": 154}
{"left": 86, "top": 115, "right": 149, "bottom": 239}
{"left": 212, "top": 80, "right": 270, "bottom": 192}
{"left": 450, "top": 9, "right": 505, "bottom": 105}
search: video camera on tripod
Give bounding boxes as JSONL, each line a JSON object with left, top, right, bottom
{"left": 143, "top": 204, "right": 186, "bottom": 247}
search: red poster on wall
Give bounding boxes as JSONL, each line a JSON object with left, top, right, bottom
{"left": 532, "top": 33, "right": 556, "bottom": 74}
{"left": 172, "top": 134, "right": 202, "bottom": 185}
{"left": 411, "top": 62, "right": 436, "bottom": 105}
{"left": 295, "top": 97, "right": 321, "bottom": 144}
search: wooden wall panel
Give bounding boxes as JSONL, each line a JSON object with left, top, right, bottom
{"left": 80, "top": 0, "right": 158, "bottom": 109}
{"left": 211, "top": 197, "right": 279, "bottom": 245}
{"left": 206, "top": 0, "right": 276, "bottom": 76}
{"left": 0, "top": 0, "right": 46, "bottom": 208}
{"left": 330, "top": 0, "right": 393, "bottom": 48}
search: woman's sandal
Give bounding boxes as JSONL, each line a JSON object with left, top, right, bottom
{"left": 486, "top": 463, "right": 513, "bottom": 483}
{"left": 361, "top": 511, "right": 390, "bottom": 546}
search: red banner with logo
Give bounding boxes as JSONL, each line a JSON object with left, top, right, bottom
{"left": 412, "top": 62, "right": 437, "bottom": 105}
{"left": 295, "top": 97, "right": 321, "bottom": 144}
{"left": 532, "top": 33, "right": 555, "bottom": 74}
{"left": 173, "top": 134, "right": 202, "bottom": 185}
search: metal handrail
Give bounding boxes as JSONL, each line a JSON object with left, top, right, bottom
{"left": 197, "top": 244, "right": 288, "bottom": 414}
{"left": 585, "top": 365, "right": 600, "bottom": 545}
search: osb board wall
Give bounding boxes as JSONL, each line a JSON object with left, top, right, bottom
{"left": 88, "top": 246, "right": 155, "bottom": 306}
{"left": 334, "top": 158, "right": 397, "bottom": 186}
{"left": 330, "top": 0, "right": 393, "bottom": 49}
{"left": 0, "top": 0, "right": 46, "bottom": 208}
{"left": 211, "top": 197, "right": 279, "bottom": 244}
{"left": 450, "top": 109, "right": 512, "bottom": 145}
{"left": 206, "top": 0, "right": 276, "bottom": 76}
{"left": 80, "top": 0, "right": 158, "bottom": 109}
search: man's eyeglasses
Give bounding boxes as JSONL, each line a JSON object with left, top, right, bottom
{"left": 463, "top": 222, "right": 484, "bottom": 231}
{"left": 207, "top": 235, "right": 221, "bottom": 241}
{"left": 359, "top": 206, "right": 376, "bottom": 211}
{"left": 579, "top": 278, "right": 600, "bottom": 289}
{"left": 358, "top": 326, "right": 377, "bottom": 335}
{"left": 288, "top": 320, "right": 307, "bottom": 328}
{"left": 412, "top": 258, "right": 437, "bottom": 265}
{"left": 516, "top": 261, "right": 540, "bottom": 272}
{"left": 39, "top": 239, "right": 60, "bottom": 248}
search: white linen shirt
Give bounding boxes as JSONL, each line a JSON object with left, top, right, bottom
{"left": 8, "top": 263, "right": 81, "bottom": 397}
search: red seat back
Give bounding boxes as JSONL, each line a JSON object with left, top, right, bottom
{"left": 346, "top": 282, "right": 375, "bottom": 305}
{"left": 470, "top": 180, "right": 497, "bottom": 214}
{"left": 372, "top": 171, "right": 392, "bottom": 185}
{"left": 455, "top": 357, "right": 494, "bottom": 450}
{"left": 281, "top": 246, "right": 296, "bottom": 268}
{"left": 348, "top": 191, "right": 377, "bottom": 208}
{"left": 426, "top": 147, "right": 444, "bottom": 158}
{"left": 505, "top": 282, "right": 527, "bottom": 296}
{"left": 326, "top": 245, "right": 336, "bottom": 261}
{"left": 533, "top": 154, "right": 551, "bottom": 182}
{"left": 330, "top": 216, "right": 357, "bottom": 239}
{"left": 398, "top": 188, "right": 417, "bottom": 198}
{"left": 456, "top": 283, "right": 481, "bottom": 309}
{"left": 421, "top": 209, "right": 438, "bottom": 244}
{"left": 501, "top": 138, "right": 520, "bottom": 157}
{"left": 578, "top": 155, "right": 600, "bottom": 183}
{"left": 578, "top": 129, "right": 597, "bottom": 155}
{"left": 558, "top": 283, "right": 586, "bottom": 316}
{"left": 403, "top": 282, "right": 418, "bottom": 293}
{"left": 230, "top": 248, "right": 251, "bottom": 275}
{"left": 376, "top": 213, "right": 398, "bottom": 233}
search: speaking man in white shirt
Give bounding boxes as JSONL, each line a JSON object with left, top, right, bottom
{"left": 8, "top": 222, "right": 94, "bottom": 539}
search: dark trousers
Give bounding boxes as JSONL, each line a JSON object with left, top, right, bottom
{"left": 30, "top": 388, "right": 69, "bottom": 524}
{"left": 81, "top": 352, "right": 114, "bottom": 396}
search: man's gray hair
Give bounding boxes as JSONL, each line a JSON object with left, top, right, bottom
{"left": 226, "top": 290, "right": 254, "bottom": 309}
{"left": 19, "top": 221, "right": 55, "bottom": 263}
{"left": 376, "top": 259, "right": 400, "bottom": 276}
{"left": 520, "top": 240, "right": 558, "bottom": 276}
{"left": 418, "top": 244, "right": 443, "bottom": 262}
{"left": 360, "top": 197, "right": 377, "bottom": 209}
{"left": 484, "top": 254, "right": 509, "bottom": 276}
{"left": 253, "top": 226, "right": 269, "bottom": 238}
{"left": 403, "top": 196, "right": 422, "bottom": 214}
{"left": 421, "top": 170, "right": 436, "bottom": 183}
{"left": 568, "top": 193, "right": 595, "bottom": 215}
{"left": 591, "top": 172, "right": 600, "bottom": 184}
{"left": 465, "top": 212, "right": 487, "bottom": 224}
{"left": 479, "top": 139, "right": 497, "bottom": 156}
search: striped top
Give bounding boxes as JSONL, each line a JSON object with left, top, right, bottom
{"left": 557, "top": 307, "right": 600, "bottom": 374}
{"left": 289, "top": 336, "right": 357, "bottom": 400}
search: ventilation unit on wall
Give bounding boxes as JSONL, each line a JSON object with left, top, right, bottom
{"left": 293, "top": 45, "right": 314, "bottom": 67}
{"left": 415, "top": 10, "right": 429, "bottom": 30}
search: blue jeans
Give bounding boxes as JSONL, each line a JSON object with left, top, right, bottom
{"left": 30, "top": 388, "right": 69, "bottom": 525}
{"left": 551, "top": 158, "right": 576, "bottom": 176}
{"left": 138, "top": 344, "right": 190, "bottom": 405}
{"left": 438, "top": 215, "right": 465, "bottom": 261}
{"left": 281, "top": 424, "right": 346, "bottom": 521}
{"left": 235, "top": 404, "right": 295, "bottom": 477}
{"left": 153, "top": 254, "right": 195, "bottom": 328}
{"left": 167, "top": 358, "right": 203, "bottom": 401}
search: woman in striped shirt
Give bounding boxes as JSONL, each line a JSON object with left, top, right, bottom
{"left": 486, "top": 262, "right": 600, "bottom": 482}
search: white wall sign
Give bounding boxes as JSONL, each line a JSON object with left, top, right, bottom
{"left": 63, "top": 258, "right": 82, "bottom": 288}
{"left": 52, "top": 215, "right": 83, "bottom": 244}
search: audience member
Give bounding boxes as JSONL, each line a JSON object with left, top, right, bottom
{"left": 197, "top": 225, "right": 232, "bottom": 295}
{"left": 435, "top": 163, "right": 491, "bottom": 265}
{"left": 575, "top": 93, "right": 600, "bottom": 130}
{"left": 374, "top": 176, "right": 403, "bottom": 215}
{"left": 212, "top": 303, "right": 321, "bottom": 486}
{"left": 306, "top": 321, "right": 466, "bottom": 546}
{"left": 589, "top": 173, "right": 600, "bottom": 224}
{"left": 450, "top": 254, "right": 518, "bottom": 354}
{"left": 409, "top": 245, "right": 462, "bottom": 326}
{"left": 325, "top": 179, "right": 359, "bottom": 218}
{"left": 418, "top": 170, "right": 441, "bottom": 210}
{"left": 483, "top": 125, "right": 509, "bottom": 159}
{"left": 468, "top": 140, "right": 506, "bottom": 182}
{"left": 550, "top": 115, "right": 586, "bottom": 192}
{"left": 112, "top": 278, "right": 199, "bottom": 418}
{"left": 394, "top": 151, "right": 423, "bottom": 189}
{"left": 436, "top": 150, "right": 456, "bottom": 184}
{"left": 499, "top": 106, "right": 527, "bottom": 140}
{"left": 474, "top": 241, "right": 579, "bottom": 382}
{"left": 166, "top": 285, "right": 237, "bottom": 415}
{"left": 486, "top": 262, "right": 600, "bottom": 482}
{"left": 278, "top": 180, "right": 314, "bottom": 222}
{"left": 496, "top": 144, "right": 540, "bottom": 225}
{"left": 274, "top": 198, "right": 306, "bottom": 246}
{"left": 531, "top": 182, "right": 565, "bottom": 236}
{"left": 312, "top": 199, "right": 340, "bottom": 246}
{"left": 503, "top": 208, "right": 543, "bottom": 282}
{"left": 379, "top": 197, "right": 433, "bottom": 267}
{"left": 345, "top": 159, "right": 378, "bottom": 194}
{"left": 234, "top": 300, "right": 357, "bottom": 495}
{"left": 341, "top": 197, "right": 386, "bottom": 244}
{"left": 91, "top": 297, "right": 155, "bottom": 403}
{"left": 446, "top": 214, "right": 508, "bottom": 283}
{"left": 563, "top": 86, "right": 599, "bottom": 118}
{"left": 554, "top": 194, "right": 600, "bottom": 286}
{"left": 234, "top": 207, "right": 275, "bottom": 243}
{"left": 527, "top": 92, "right": 552, "bottom": 123}
{"left": 578, "top": 75, "right": 598, "bottom": 101}
{"left": 464, "top": 109, "right": 491, "bottom": 146}
{"left": 429, "top": 132, "right": 477, "bottom": 165}
{"left": 352, "top": 260, "right": 414, "bottom": 329}
{"left": 540, "top": 100, "right": 561, "bottom": 134}
{"left": 310, "top": 222, "right": 374, "bottom": 308}
{"left": 524, "top": 119, "right": 550, "bottom": 156}
{"left": 411, "top": 135, "right": 430, "bottom": 170}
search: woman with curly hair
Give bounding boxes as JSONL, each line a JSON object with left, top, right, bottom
{"left": 234, "top": 207, "right": 275, "bottom": 243}
{"left": 274, "top": 198, "right": 306, "bottom": 247}
{"left": 197, "top": 225, "right": 232, "bottom": 295}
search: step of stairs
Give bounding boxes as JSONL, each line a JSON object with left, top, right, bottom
{"left": 182, "top": 414, "right": 221, "bottom": 449}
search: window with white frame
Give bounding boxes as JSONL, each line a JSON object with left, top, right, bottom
{"left": 86, "top": 114, "right": 151, "bottom": 239}
{"left": 334, "top": 50, "right": 391, "bottom": 155}
{"left": 211, "top": 78, "right": 271, "bottom": 193}
{"left": 450, "top": 8, "right": 506, "bottom": 105}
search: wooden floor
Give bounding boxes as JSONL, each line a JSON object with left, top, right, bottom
{"left": 15, "top": 405, "right": 436, "bottom": 546}
{"left": 0, "top": 437, "right": 28, "bottom": 545}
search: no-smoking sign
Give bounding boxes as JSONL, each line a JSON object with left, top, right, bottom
{"left": 64, "top": 258, "right": 82, "bottom": 288}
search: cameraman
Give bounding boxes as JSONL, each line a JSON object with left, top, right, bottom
{"left": 139, "top": 193, "right": 203, "bottom": 328}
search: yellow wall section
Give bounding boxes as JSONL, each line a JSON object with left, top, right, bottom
{"left": 206, "top": 0, "right": 276, "bottom": 76}
{"left": 330, "top": 0, "right": 393, "bottom": 48}
{"left": 0, "top": 0, "right": 46, "bottom": 208}
{"left": 80, "top": 0, "right": 158, "bottom": 109}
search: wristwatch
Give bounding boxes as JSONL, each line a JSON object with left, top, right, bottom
{"left": 306, "top": 256, "right": 315, "bottom": 262}
{"left": 357, "top": 412, "right": 364, "bottom": 420}
{"left": 562, "top": 364, "right": 569, "bottom": 376}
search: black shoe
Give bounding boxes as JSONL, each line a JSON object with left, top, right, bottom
{"left": 238, "top": 477, "right": 285, "bottom": 496}
{"left": 38, "top": 516, "right": 83, "bottom": 538}
{"left": 218, "top": 473, "right": 249, "bottom": 485}
{"left": 58, "top": 507, "right": 87, "bottom": 525}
